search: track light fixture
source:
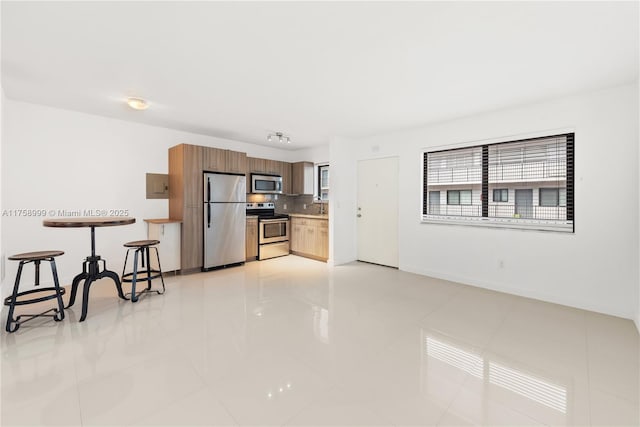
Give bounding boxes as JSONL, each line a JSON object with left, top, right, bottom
{"left": 267, "top": 132, "right": 291, "bottom": 144}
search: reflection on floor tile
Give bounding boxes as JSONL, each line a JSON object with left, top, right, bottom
{"left": 1, "top": 256, "right": 638, "bottom": 426}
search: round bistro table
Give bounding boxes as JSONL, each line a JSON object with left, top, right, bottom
{"left": 43, "top": 217, "right": 135, "bottom": 321}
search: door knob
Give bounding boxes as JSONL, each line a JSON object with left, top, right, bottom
{"left": 357, "top": 214, "right": 362, "bottom": 218}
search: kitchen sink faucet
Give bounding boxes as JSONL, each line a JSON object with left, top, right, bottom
{"left": 317, "top": 197, "right": 326, "bottom": 215}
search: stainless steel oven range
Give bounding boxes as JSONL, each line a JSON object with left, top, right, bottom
{"left": 246, "top": 203, "right": 290, "bottom": 260}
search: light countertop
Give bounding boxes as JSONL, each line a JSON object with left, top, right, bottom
{"left": 287, "top": 213, "right": 329, "bottom": 220}
{"left": 144, "top": 218, "right": 182, "bottom": 224}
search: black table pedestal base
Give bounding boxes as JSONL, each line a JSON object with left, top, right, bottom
{"left": 66, "top": 255, "right": 127, "bottom": 322}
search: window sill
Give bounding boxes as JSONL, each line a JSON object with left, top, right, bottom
{"left": 421, "top": 215, "right": 573, "bottom": 233}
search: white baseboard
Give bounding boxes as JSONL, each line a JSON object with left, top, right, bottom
{"left": 401, "top": 263, "right": 635, "bottom": 322}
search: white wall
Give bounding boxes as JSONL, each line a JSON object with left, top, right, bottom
{"left": 290, "top": 144, "right": 329, "bottom": 165}
{"left": 331, "top": 83, "right": 639, "bottom": 321}
{"left": 637, "top": 80, "right": 640, "bottom": 333}
{"left": 1, "top": 99, "right": 323, "bottom": 295}
{"left": 0, "top": 89, "right": 4, "bottom": 286}
{"left": 329, "top": 137, "right": 358, "bottom": 265}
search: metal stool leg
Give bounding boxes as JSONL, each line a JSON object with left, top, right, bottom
{"left": 49, "top": 258, "right": 65, "bottom": 322}
{"left": 121, "top": 248, "right": 131, "bottom": 286}
{"left": 130, "top": 249, "right": 140, "bottom": 302}
{"left": 152, "top": 247, "right": 166, "bottom": 295}
{"left": 144, "top": 247, "right": 152, "bottom": 291}
{"left": 5, "top": 262, "right": 25, "bottom": 333}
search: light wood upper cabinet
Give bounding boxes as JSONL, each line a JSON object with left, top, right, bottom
{"left": 247, "top": 157, "right": 264, "bottom": 185}
{"left": 227, "top": 150, "right": 247, "bottom": 174}
{"left": 203, "top": 146, "right": 247, "bottom": 175}
{"left": 265, "top": 160, "right": 281, "bottom": 175}
{"left": 202, "top": 146, "right": 226, "bottom": 172}
{"left": 247, "top": 157, "right": 266, "bottom": 174}
{"left": 279, "top": 161, "right": 292, "bottom": 195}
{"left": 168, "top": 145, "right": 184, "bottom": 220}
{"left": 291, "top": 162, "right": 314, "bottom": 195}
{"left": 169, "top": 144, "right": 203, "bottom": 217}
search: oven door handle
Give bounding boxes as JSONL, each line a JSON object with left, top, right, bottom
{"left": 259, "top": 218, "right": 289, "bottom": 223}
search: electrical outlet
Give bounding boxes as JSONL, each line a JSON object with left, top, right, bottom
{"left": 303, "top": 204, "right": 307, "bottom": 209}
{"left": 499, "top": 260, "right": 504, "bottom": 268}
{"left": 283, "top": 203, "right": 287, "bottom": 210}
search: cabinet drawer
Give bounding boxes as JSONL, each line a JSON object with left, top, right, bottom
{"left": 291, "top": 218, "right": 310, "bottom": 226}
{"left": 313, "top": 219, "right": 328, "bottom": 229}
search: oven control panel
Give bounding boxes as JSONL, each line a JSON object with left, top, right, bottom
{"left": 246, "top": 202, "right": 275, "bottom": 210}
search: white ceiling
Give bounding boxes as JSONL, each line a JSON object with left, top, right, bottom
{"left": 2, "top": 1, "right": 638, "bottom": 150}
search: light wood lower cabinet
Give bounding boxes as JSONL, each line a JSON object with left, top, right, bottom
{"left": 290, "top": 217, "right": 328, "bottom": 261}
{"left": 246, "top": 217, "right": 258, "bottom": 260}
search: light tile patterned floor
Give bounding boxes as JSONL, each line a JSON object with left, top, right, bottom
{"left": 2, "top": 256, "right": 638, "bottom": 426}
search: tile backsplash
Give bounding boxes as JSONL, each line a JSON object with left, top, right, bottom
{"left": 246, "top": 193, "right": 327, "bottom": 215}
{"left": 275, "top": 195, "right": 328, "bottom": 215}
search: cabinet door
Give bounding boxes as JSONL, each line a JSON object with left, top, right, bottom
{"left": 184, "top": 144, "right": 203, "bottom": 207}
{"left": 168, "top": 145, "right": 184, "bottom": 219}
{"left": 247, "top": 157, "right": 265, "bottom": 184}
{"left": 202, "top": 146, "right": 226, "bottom": 172}
{"left": 316, "top": 221, "right": 329, "bottom": 260}
{"left": 303, "top": 224, "right": 316, "bottom": 255}
{"left": 246, "top": 218, "right": 258, "bottom": 260}
{"left": 248, "top": 157, "right": 266, "bottom": 173}
{"left": 181, "top": 206, "right": 203, "bottom": 270}
{"left": 279, "top": 161, "right": 292, "bottom": 194}
{"left": 290, "top": 218, "right": 304, "bottom": 252}
{"left": 227, "top": 150, "right": 247, "bottom": 174}
{"left": 292, "top": 162, "right": 314, "bottom": 195}
{"left": 149, "top": 222, "right": 182, "bottom": 272}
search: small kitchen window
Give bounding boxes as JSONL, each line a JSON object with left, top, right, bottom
{"left": 317, "top": 164, "right": 329, "bottom": 201}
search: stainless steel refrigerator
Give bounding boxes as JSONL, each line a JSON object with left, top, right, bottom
{"left": 203, "top": 172, "right": 246, "bottom": 270}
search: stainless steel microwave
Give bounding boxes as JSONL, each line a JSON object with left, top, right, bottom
{"left": 251, "top": 174, "right": 283, "bottom": 194}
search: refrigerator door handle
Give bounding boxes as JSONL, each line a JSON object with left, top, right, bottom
{"left": 207, "top": 177, "right": 211, "bottom": 202}
{"left": 207, "top": 203, "right": 211, "bottom": 228}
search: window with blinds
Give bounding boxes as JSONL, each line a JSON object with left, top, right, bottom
{"left": 422, "top": 133, "right": 574, "bottom": 232}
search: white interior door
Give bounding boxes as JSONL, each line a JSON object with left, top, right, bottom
{"left": 357, "top": 157, "right": 399, "bottom": 268}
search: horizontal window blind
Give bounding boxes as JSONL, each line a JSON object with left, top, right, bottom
{"left": 423, "top": 133, "right": 574, "bottom": 232}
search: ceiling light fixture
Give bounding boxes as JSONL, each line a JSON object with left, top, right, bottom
{"left": 267, "top": 132, "right": 291, "bottom": 144}
{"left": 126, "top": 97, "right": 149, "bottom": 110}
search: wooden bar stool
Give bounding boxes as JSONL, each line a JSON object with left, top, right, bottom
{"left": 121, "top": 240, "right": 166, "bottom": 302}
{"left": 4, "top": 251, "right": 66, "bottom": 333}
